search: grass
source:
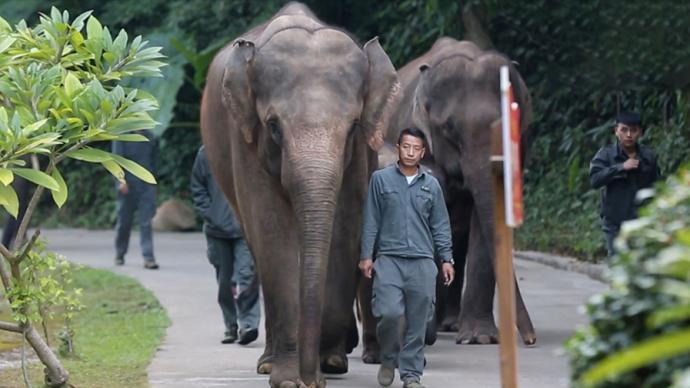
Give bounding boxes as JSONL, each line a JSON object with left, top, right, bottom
{"left": 0, "top": 266, "right": 170, "bottom": 388}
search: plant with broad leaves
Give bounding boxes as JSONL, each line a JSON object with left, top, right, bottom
{"left": 567, "top": 166, "right": 690, "bottom": 388}
{"left": 0, "top": 7, "right": 164, "bottom": 387}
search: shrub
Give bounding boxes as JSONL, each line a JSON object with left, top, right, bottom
{"left": 567, "top": 165, "right": 690, "bottom": 387}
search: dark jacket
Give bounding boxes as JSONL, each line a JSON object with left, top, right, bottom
{"left": 589, "top": 142, "right": 660, "bottom": 226}
{"left": 360, "top": 163, "right": 453, "bottom": 262}
{"left": 111, "top": 129, "right": 157, "bottom": 189}
{"left": 190, "top": 146, "right": 243, "bottom": 239}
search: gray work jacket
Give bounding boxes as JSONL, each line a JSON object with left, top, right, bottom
{"left": 190, "top": 146, "right": 243, "bottom": 239}
{"left": 361, "top": 163, "right": 453, "bottom": 262}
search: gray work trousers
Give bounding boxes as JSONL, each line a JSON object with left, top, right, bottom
{"left": 115, "top": 185, "right": 156, "bottom": 262}
{"left": 206, "top": 234, "right": 260, "bottom": 335}
{"left": 372, "top": 256, "right": 437, "bottom": 381}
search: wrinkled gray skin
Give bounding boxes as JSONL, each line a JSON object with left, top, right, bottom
{"left": 360, "top": 38, "right": 536, "bottom": 361}
{"left": 200, "top": 3, "right": 400, "bottom": 388}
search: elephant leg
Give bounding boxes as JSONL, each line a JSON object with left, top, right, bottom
{"left": 358, "top": 276, "right": 380, "bottom": 364}
{"left": 439, "top": 190, "right": 472, "bottom": 333}
{"left": 318, "top": 167, "right": 366, "bottom": 375}
{"left": 257, "top": 315, "right": 273, "bottom": 374}
{"left": 439, "top": 225, "right": 469, "bottom": 332}
{"left": 456, "top": 207, "right": 498, "bottom": 345}
{"left": 243, "top": 209, "right": 301, "bottom": 385}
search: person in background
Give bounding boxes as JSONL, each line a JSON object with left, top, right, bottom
{"left": 589, "top": 111, "right": 660, "bottom": 258}
{"left": 112, "top": 129, "right": 160, "bottom": 269}
{"left": 191, "top": 145, "right": 260, "bottom": 345}
{"left": 359, "top": 127, "right": 455, "bottom": 388}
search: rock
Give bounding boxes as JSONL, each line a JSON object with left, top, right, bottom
{"left": 152, "top": 198, "right": 197, "bottom": 231}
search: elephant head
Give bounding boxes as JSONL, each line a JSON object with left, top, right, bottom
{"left": 411, "top": 40, "right": 532, "bottom": 252}
{"left": 218, "top": 24, "right": 400, "bottom": 384}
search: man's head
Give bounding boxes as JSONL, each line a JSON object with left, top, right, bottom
{"left": 396, "top": 127, "right": 426, "bottom": 169}
{"left": 614, "top": 111, "right": 642, "bottom": 149}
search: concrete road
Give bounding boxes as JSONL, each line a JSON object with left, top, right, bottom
{"left": 42, "top": 228, "right": 606, "bottom": 388}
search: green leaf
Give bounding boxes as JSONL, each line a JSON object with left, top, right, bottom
{"left": 64, "top": 72, "right": 83, "bottom": 97}
{"left": 0, "top": 184, "right": 19, "bottom": 219}
{"left": 0, "top": 168, "right": 14, "bottom": 185}
{"left": 12, "top": 168, "right": 59, "bottom": 191}
{"left": 580, "top": 329, "right": 690, "bottom": 387}
{"left": 22, "top": 118, "right": 49, "bottom": 136}
{"left": 86, "top": 15, "right": 102, "bottom": 42}
{"left": 65, "top": 147, "right": 113, "bottom": 163}
{"left": 50, "top": 168, "right": 67, "bottom": 208}
{"left": 114, "top": 134, "right": 148, "bottom": 142}
{"left": 0, "top": 36, "right": 16, "bottom": 54}
{"left": 110, "top": 154, "right": 156, "bottom": 184}
{"left": 101, "top": 159, "right": 125, "bottom": 183}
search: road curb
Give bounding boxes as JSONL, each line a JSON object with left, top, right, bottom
{"left": 516, "top": 251, "right": 607, "bottom": 283}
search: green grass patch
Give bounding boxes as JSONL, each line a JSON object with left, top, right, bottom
{"left": 0, "top": 266, "right": 170, "bottom": 388}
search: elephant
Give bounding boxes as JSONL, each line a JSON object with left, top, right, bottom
{"left": 359, "top": 37, "right": 536, "bottom": 360}
{"left": 200, "top": 3, "right": 400, "bottom": 388}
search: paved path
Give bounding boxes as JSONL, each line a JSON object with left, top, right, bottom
{"left": 42, "top": 228, "right": 606, "bottom": 388}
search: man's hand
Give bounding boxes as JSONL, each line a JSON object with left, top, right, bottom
{"left": 442, "top": 262, "right": 455, "bottom": 286}
{"left": 623, "top": 158, "right": 639, "bottom": 171}
{"left": 359, "top": 259, "right": 374, "bottom": 279}
{"left": 118, "top": 182, "right": 129, "bottom": 195}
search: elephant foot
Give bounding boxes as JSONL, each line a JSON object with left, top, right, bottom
{"left": 320, "top": 352, "right": 348, "bottom": 374}
{"left": 361, "top": 346, "right": 380, "bottom": 364}
{"left": 455, "top": 317, "right": 498, "bottom": 345}
{"left": 439, "top": 315, "right": 460, "bottom": 332}
{"left": 257, "top": 352, "right": 273, "bottom": 375}
{"left": 270, "top": 356, "right": 326, "bottom": 388}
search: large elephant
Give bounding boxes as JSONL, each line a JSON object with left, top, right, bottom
{"left": 361, "top": 37, "right": 536, "bottom": 358}
{"left": 200, "top": 3, "right": 400, "bottom": 388}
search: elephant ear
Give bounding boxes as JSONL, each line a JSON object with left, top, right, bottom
{"left": 221, "top": 40, "right": 259, "bottom": 144}
{"left": 411, "top": 64, "right": 434, "bottom": 154}
{"left": 361, "top": 37, "right": 402, "bottom": 151}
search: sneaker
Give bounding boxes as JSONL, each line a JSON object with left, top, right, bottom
{"left": 221, "top": 331, "right": 238, "bottom": 344}
{"left": 402, "top": 377, "right": 425, "bottom": 388}
{"left": 143, "top": 261, "right": 159, "bottom": 270}
{"left": 377, "top": 364, "right": 395, "bottom": 387}
{"left": 115, "top": 255, "right": 124, "bottom": 266}
{"left": 238, "top": 328, "right": 258, "bottom": 345}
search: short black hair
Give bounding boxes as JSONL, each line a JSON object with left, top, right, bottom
{"left": 397, "top": 127, "right": 427, "bottom": 145}
{"left": 615, "top": 111, "right": 642, "bottom": 127}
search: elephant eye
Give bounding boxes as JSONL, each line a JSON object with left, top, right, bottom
{"left": 267, "top": 119, "right": 283, "bottom": 145}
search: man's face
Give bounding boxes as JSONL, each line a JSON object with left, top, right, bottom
{"left": 614, "top": 124, "right": 642, "bottom": 149}
{"left": 397, "top": 134, "right": 425, "bottom": 169}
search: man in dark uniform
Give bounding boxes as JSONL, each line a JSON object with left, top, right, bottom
{"left": 589, "top": 111, "right": 660, "bottom": 258}
{"left": 359, "top": 127, "right": 455, "bottom": 388}
{"left": 112, "top": 129, "right": 159, "bottom": 269}
{"left": 191, "top": 145, "right": 260, "bottom": 345}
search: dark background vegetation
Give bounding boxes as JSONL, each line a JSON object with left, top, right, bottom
{"left": 1, "top": 0, "right": 689, "bottom": 261}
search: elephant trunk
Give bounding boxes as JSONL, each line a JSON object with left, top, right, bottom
{"left": 290, "top": 160, "right": 341, "bottom": 385}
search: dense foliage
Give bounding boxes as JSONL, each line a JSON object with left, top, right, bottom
{"left": 567, "top": 166, "right": 690, "bottom": 387}
{"left": 1, "top": 1, "right": 688, "bottom": 260}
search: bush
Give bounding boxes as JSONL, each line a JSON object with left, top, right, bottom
{"left": 566, "top": 165, "right": 690, "bottom": 387}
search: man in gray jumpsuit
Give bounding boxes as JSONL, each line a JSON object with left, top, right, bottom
{"left": 112, "top": 129, "right": 159, "bottom": 269}
{"left": 191, "top": 146, "right": 260, "bottom": 345}
{"left": 359, "top": 127, "right": 455, "bottom": 388}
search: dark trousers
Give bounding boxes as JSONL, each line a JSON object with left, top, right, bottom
{"left": 206, "top": 234, "right": 260, "bottom": 335}
{"left": 602, "top": 220, "right": 620, "bottom": 259}
{"left": 115, "top": 185, "right": 156, "bottom": 261}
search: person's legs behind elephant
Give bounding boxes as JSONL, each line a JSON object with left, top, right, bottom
{"left": 231, "top": 237, "right": 260, "bottom": 345}
{"left": 206, "top": 234, "right": 239, "bottom": 343}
